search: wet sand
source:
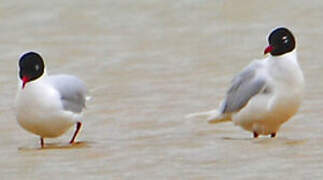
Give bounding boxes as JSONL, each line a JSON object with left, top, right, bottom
{"left": 0, "top": 0, "right": 323, "bottom": 179}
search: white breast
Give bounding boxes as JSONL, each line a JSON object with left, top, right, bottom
{"left": 15, "top": 78, "right": 78, "bottom": 138}
{"left": 232, "top": 51, "right": 304, "bottom": 135}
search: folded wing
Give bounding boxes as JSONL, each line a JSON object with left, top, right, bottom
{"left": 48, "top": 74, "right": 88, "bottom": 113}
{"left": 222, "top": 62, "right": 267, "bottom": 114}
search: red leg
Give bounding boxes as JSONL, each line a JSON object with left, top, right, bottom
{"left": 70, "top": 122, "right": 82, "bottom": 144}
{"left": 270, "top": 133, "right": 276, "bottom": 138}
{"left": 253, "top": 132, "right": 259, "bottom": 138}
{"left": 40, "top": 137, "right": 44, "bottom": 148}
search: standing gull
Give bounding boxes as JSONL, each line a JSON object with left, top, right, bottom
{"left": 15, "top": 52, "right": 88, "bottom": 147}
{"left": 187, "top": 27, "right": 304, "bottom": 138}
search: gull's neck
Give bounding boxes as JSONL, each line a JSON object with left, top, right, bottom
{"left": 270, "top": 49, "right": 297, "bottom": 63}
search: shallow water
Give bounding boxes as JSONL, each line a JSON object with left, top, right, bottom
{"left": 0, "top": 0, "right": 323, "bottom": 179}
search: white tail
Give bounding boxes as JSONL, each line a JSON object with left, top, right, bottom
{"left": 208, "top": 113, "right": 231, "bottom": 124}
{"left": 186, "top": 109, "right": 231, "bottom": 124}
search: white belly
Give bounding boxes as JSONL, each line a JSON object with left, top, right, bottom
{"left": 232, "top": 92, "right": 302, "bottom": 135}
{"left": 16, "top": 111, "right": 75, "bottom": 138}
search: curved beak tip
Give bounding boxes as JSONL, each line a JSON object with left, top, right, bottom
{"left": 22, "top": 76, "right": 29, "bottom": 89}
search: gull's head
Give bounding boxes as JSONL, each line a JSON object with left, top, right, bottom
{"left": 19, "top": 52, "right": 45, "bottom": 89}
{"left": 264, "top": 27, "right": 296, "bottom": 56}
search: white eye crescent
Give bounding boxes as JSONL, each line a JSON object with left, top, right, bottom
{"left": 282, "top": 36, "right": 289, "bottom": 43}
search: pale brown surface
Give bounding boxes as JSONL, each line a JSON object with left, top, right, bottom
{"left": 0, "top": 0, "right": 323, "bottom": 179}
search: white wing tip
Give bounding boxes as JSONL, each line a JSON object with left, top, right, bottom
{"left": 185, "top": 113, "right": 199, "bottom": 119}
{"left": 86, "top": 96, "right": 92, "bottom": 101}
{"left": 185, "top": 110, "right": 219, "bottom": 119}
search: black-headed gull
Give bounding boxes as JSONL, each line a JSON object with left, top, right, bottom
{"left": 187, "top": 27, "right": 304, "bottom": 138}
{"left": 15, "top": 52, "right": 88, "bottom": 147}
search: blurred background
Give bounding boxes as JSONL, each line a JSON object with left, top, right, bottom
{"left": 0, "top": 0, "right": 322, "bottom": 179}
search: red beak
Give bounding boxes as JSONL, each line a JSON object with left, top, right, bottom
{"left": 264, "top": 45, "right": 273, "bottom": 55}
{"left": 22, "top": 76, "right": 29, "bottom": 89}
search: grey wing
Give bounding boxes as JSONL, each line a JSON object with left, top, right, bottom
{"left": 48, "top": 74, "right": 88, "bottom": 113}
{"left": 222, "top": 62, "right": 267, "bottom": 113}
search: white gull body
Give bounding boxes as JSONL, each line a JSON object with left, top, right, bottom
{"left": 188, "top": 50, "right": 304, "bottom": 136}
{"left": 15, "top": 72, "right": 87, "bottom": 138}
